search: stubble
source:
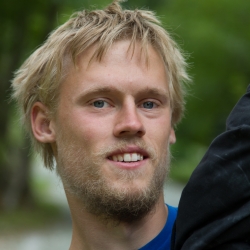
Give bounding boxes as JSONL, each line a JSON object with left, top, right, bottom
{"left": 56, "top": 133, "right": 171, "bottom": 224}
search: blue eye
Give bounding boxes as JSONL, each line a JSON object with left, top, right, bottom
{"left": 143, "top": 101, "right": 155, "bottom": 109}
{"left": 93, "top": 100, "right": 105, "bottom": 108}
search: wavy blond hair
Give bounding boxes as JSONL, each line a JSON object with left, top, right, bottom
{"left": 12, "top": 0, "right": 190, "bottom": 169}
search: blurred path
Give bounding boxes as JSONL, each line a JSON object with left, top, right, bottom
{"left": 164, "top": 179, "right": 185, "bottom": 207}
{"left": 0, "top": 180, "right": 185, "bottom": 250}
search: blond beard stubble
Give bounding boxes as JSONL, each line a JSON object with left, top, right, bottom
{"left": 56, "top": 132, "right": 172, "bottom": 224}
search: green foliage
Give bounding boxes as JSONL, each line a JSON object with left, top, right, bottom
{"left": 0, "top": 202, "right": 65, "bottom": 234}
{"left": 170, "top": 143, "right": 208, "bottom": 183}
{"left": 162, "top": 0, "right": 250, "bottom": 181}
{"left": 163, "top": 0, "right": 250, "bottom": 141}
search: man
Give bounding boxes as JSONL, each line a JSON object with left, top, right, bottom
{"left": 11, "top": 1, "right": 189, "bottom": 249}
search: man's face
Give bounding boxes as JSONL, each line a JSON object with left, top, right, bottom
{"left": 53, "top": 40, "right": 176, "bottom": 222}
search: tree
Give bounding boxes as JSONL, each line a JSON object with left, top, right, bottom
{"left": 0, "top": 0, "right": 65, "bottom": 210}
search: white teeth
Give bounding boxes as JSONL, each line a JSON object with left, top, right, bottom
{"left": 124, "top": 153, "right": 131, "bottom": 162}
{"left": 131, "top": 153, "right": 138, "bottom": 162}
{"left": 118, "top": 155, "right": 123, "bottom": 162}
{"left": 111, "top": 153, "right": 144, "bottom": 162}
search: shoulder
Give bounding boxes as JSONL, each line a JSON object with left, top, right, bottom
{"left": 167, "top": 204, "right": 178, "bottom": 221}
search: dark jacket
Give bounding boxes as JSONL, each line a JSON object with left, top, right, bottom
{"left": 171, "top": 85, "right": 250, "bottom": 249}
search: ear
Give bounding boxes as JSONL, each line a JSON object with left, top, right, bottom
{"left": 169, "top": 128, "right": 176, "bottom": 145}
{"left": 31, "top": 102, "right": 56, "bottom": 143}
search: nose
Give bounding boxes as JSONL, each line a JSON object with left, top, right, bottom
{"left": 113, "top": 102, "right": 146, "bottom": 138}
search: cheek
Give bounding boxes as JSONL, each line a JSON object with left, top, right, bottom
{"left": 146, "top": 123, "right": 173, "bottom": 159}
{"left": 148, "top": 117, "right": 172, "bottom": 141}
{"left": 64, "top": 115, "right": 111, "bottom": 147}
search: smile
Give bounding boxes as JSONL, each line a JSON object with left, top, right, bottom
{"left": 109, "top": 153, "right": 144, "bottom": 162}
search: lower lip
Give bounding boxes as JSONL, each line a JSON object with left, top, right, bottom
{"left": 107, "top": 159, "right": 147, "bottom": 170}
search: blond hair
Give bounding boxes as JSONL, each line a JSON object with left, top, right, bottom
{"left": 11, "top": 0, "right": 190, "bottom": 169}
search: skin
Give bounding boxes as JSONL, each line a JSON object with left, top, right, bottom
{"left": 31, "top": 40, "right": 176, "bottom": 250}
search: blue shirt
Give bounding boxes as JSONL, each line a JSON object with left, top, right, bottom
{"left": 139, "top": 205, "right": 177, "bottom": 250}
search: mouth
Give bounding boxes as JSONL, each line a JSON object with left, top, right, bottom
{"left": 107, "top": 147, "right": 149, "bottom": 163}
{"left": 108, "top": 153, "right": 146, "bottom": 162}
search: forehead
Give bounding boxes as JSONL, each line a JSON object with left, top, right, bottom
{"left": 60, "top": 40, "right": 169, "bottom": 99}
{"left": 75, "top": 39, "right": 166, "bottom": 72}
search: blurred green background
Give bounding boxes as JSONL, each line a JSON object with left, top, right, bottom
{"left": 0, "top": 0, "right": 249, "bottom": 232}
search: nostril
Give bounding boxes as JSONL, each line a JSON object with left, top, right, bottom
{"left": 138, "top": 130, "right": 145, "bottom": 136}
{"left": 118, "top": 129, "right": 145, "bottom": 137}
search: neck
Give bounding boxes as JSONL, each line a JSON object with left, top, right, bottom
{"left": 66, "top": 192, "right": 168, "bottom": 250}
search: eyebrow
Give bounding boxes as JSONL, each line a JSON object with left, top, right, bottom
{"left": 75, "top": 86, "right": 117, "bottom": 104}
{"left": 137, "top": 87, "right": 169, "bottom": 98}
{"left": 77, "top": 86, "right": 116, "bottom": 97}
{"left": 75, "top": 85, "right": 169, "bottom": 103}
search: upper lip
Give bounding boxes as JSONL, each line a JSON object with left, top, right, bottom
{"left": 107, "top": 146, "right": 149, "bottom": 158}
